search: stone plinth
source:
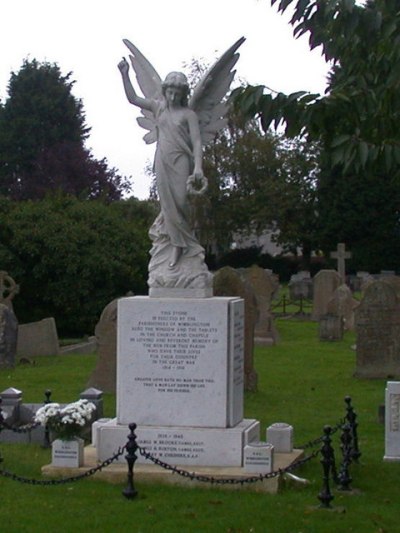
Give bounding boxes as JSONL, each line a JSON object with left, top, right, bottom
{"left": 96, "top": 418, "right": 260, "bottom": 467}
{"left": 117, "top": 296, "right": 244, "bottom": 428}
{"left": 42, "top": 445, "right": 305, "bottom": 494}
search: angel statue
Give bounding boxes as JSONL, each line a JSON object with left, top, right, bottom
{"left": 118, "top": 37, "right": 245, "bottom": 296}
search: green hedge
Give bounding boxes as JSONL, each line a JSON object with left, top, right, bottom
{"left": 0, "top": 195, "right": 155, "bottom": 336}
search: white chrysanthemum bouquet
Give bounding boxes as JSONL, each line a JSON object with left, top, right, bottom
{"left": 34, "top": 399, "right": 96, "bottom": 440}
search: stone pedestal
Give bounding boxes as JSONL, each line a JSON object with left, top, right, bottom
{"left": 266, "top": 423, "right": 293, "bottom": 453}
{"left": 52, "top": 437, "right": 84, "bottom": 467}
{"left": 96, "top": 296, "right": 263, "bottom": 468}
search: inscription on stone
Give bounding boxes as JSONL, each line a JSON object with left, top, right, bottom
{"left": 390, "top": 394, "right": 400, "bottom": 432}
{"left": 117, "top": 297, "right": 244, "bottom": 427}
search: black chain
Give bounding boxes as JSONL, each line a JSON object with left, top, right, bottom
{"left": 0, "top": 446, "right": 126, "bottom": 486}
{"left": 0, "top": 420, "right": 41, "bottom": 434}
{"left": 296, "top": 418, "right": 345, "bottom": 450}
{"left": 137, "top": 445, "right": 319, "bottom": 485}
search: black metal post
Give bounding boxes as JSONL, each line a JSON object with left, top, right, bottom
{"left": 337, "top": 423, "right": 353, "bottom": 491}
{"left": 345, "top": 396, "right": 361, "bottom": 463}
{"left": 42, "top": 389, "right": 52, "bottom": 449}
{"left": 122, "top": 423, "right": 138, "bottom": 499}
{"left": 318, "top": 425, "right": 335, "bottom": 508}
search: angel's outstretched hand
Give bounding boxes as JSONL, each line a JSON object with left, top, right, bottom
{"left": 118, "top": 58, "right": 129, "bottom": 75}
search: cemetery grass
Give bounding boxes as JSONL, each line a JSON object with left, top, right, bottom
{"left": 0, "top": 322, "right": 398, "bottom": 533}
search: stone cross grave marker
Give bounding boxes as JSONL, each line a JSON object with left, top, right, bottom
{"left": 330, "top": 243, "right": 352, "bottom": 283}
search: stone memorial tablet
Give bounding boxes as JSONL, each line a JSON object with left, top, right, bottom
{"left": 117, "top": 296, "right": 244, "bottom": 427}
{"left": 384, "top": 381, "right": 400, "bottom": 461}
{"left": 244, "top": 442, "right": 274, "bottom": 473}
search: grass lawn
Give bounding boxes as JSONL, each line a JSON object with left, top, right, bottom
{"left": 0, "top": 318, "right": 397, "bottom": 533}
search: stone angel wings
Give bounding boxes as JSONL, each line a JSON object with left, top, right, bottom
{"left": 122, "top": 37, "right": 245, "bottom": 146}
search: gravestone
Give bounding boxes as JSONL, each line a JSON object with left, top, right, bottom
{"left": 0, "top": 271, "right": 19, "bottom": 311}
{"left": 87, "top": 298, "right": 118, "bottom": 393}
{"left": 239, "top": 265, "right": 279, "bottom": 346}
{"left": 355, "top": 280, "right": 400, "bottom": 378}
{"left": 289, "top": 271, "right": 313, "bottom": 301}
{"left": 384, "top": 381, "right": 400, "bottom": 461}
{"left": 264, "top": 269, "right": 280, "bottom": 301}
{"left": 327, "top": 283, "right": 358, "bottom": 331}
{"left": 17, "top": 317, "right": 60, "bottom": 357}
{"left": 319, "top": 314, "right": 343, "bottom": 341}
{"left": 214, "top": 267, "right": 258, "bottom": 391}
{"left": 311, "top": 270, "right": 341, "bottom": 321}
{"left": 0, "top": 303, "right": 18, "bottom": 368}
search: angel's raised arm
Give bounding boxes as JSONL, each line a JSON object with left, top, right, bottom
{"left": 118, "top": 58, "right": 154, "bottom": 113}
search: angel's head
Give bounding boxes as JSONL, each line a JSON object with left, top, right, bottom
{"left": 162, "top": 71, "right": 190, "bottom": 107}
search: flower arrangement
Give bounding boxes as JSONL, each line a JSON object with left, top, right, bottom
{"left": 34, "top": 399, "right": 96, "bottom": 440}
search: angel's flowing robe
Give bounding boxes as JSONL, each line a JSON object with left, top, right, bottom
{"left": 149, "top": 104, "right": 204, "bottom": 267}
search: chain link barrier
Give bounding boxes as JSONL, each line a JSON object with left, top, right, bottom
{"left": 0, "top": 396, "right": 360, "bottom": 499}
{"left": 295, "top": 418, "right": 345, "bottom": 451}
{"left": 137, "top": 444, "right": 320, "bottom": 485}
{"left": 0, "top": 445, "right": 126, "bottom": 486}
{"left": 0, "top": 419, "right": 41, "bottom": 434}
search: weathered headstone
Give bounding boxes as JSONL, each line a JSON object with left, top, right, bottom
{"left": 239, "top": 265, "right": 279, "bottom": 345}
{"left": 264, "top": 269, "right": 280, "bottom": 301}
{"left": 87, "top": 298, "right": 118, "bottom": 393}
{"left": 327, "top": 283, "right": 358, "bottom": 331}
{"left": 319, "top": 314, "right": 343, "bottom": 341}
{"left": 0, "top": 303, "right": 18, "bottom": 368}
{"left": 16, "top": 317, "right": 59, "bottom": 357}
{"left": 289, "top": 271, "right": 313, "bottom": 301}
{"left": 355, "top": 280, "right": 400, "bottom": 378}
{"left": 311, "top": 270, "right": 341, "bottom": 321}
{"left": 214, "top": 267, "right": 258, "bottom": 391}
{"left": 0, "top": 271, "right": 19, "bottom": 311}
{"left": 330, "top": 243, "right": 351, "bottom": 284}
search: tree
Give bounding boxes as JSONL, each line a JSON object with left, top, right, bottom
{"left": 232, "top": 0, "right": 400, "bottom": 270}
{"left": 199, "top": 118, "right": 284, "bottom": 260}
{"left": 0, "top": 59, "right": 131, "bottom": 200}
{"left": 271, "top": 136, "right": 320, "bottom": 266}
{"left": 0, "top": 195, "right": 155, "bottom": 335}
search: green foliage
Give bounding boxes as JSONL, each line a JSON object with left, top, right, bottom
{"left": 233, "top": 0, "right": 400, "bottom": 271}
{"left": 0, "top": 195, "right": 155, "bottom": 335}
{"left": 200, "top": 118, "right": 320, "bottom": 261}
{"left": 0, "top": 59, "right": 130, "bottom": 200}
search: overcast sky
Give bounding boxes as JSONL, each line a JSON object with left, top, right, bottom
{"left": 0, "top": 0, "right": 330, "bottom": 199}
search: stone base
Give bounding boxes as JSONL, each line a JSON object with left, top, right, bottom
{"left": 383, "top": 455, "right": 400, "bottom": 462}
{"left": 95, "top": 418, "right": 260, "bottom": 467}
{"left": 41, "top": 445, "right": 304, "bottom": 493}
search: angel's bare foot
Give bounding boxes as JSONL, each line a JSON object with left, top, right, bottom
{"left": 168, "top": 247, "right": 182, "bottom": 268}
